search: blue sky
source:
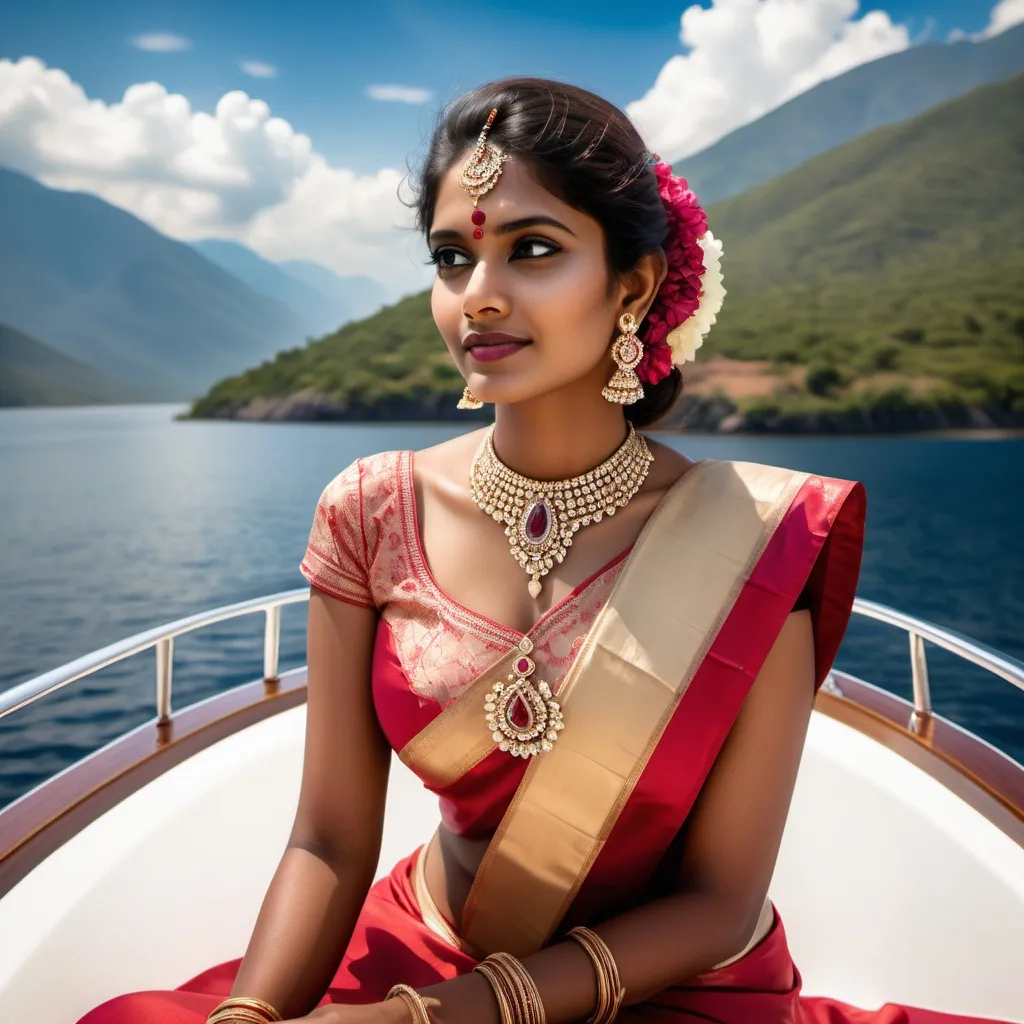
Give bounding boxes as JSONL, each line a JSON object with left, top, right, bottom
{"left": 0, "top": 0, "right": 1003, "bottom": 173}
{"left": 0, "top": 0, "right": 1014, "bottom": 290}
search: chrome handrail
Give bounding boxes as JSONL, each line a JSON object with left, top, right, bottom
{"left": 847, "top": 598, "right": 1024, "bottom": 734}
{"left": 1, "top": 592, "right": 1021, "bottom": 733}
{"left": 0, "top": 588, "right": 310, "bottom": 723}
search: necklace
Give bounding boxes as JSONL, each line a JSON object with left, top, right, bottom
{"left": 469, "top": 423, "right": 654, "bottom": 599}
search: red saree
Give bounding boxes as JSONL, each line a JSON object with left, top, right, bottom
{"left": 78, "top": 452, "right": 1010, "bottom": 1024}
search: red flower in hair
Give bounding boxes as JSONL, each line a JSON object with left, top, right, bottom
{"left": 637, "top": 161, "right": 709, "bottom": 385}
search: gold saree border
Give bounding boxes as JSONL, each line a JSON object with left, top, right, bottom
{"left": 460, "top": 461, "right": 809, "bottom": 957}
{"left": 397, "top": 459, "right": 713, "bottom": 789}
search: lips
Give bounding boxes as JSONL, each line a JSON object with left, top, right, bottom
{"left": 462, "top": 331, "right": 532, "bottom": 364}
{"left": 462, "top": 332, "right": 531, "bottom": 351}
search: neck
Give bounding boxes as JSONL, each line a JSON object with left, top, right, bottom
{"left": 490, "top": 378, "right": 635, "bottom": 480}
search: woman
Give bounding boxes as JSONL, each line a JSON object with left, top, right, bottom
{"left": 79, "top": 79, "right": 1007, "bottom": 1024}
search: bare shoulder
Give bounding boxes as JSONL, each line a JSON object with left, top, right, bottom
{"left": 410, "top": 428, "right": 486, "bottom": 492}
{"left": 641, "top": 433, "right": 699, "bottom": 496}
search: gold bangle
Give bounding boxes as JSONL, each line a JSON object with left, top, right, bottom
{"left": 473, "top": 958, "right": 517, "bottom": 1024}
{"left": 385, "top": 983, "right": 432, "bottom": 1024}
{"left": 488, "top": 952, "right": 546, "bottom": 1024}
{"left": 566, "top": 927, "right": 625, "bottom": 1024}
{"left": 208, "top": 1013, "right": 271, "bottom": 1024}
{"left": 473, "top": 953, "right": 545, "bottom": 1024}
{"left": 207, "top": 996, "right": 283, "bottom": 1022}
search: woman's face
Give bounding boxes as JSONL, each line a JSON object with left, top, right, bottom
{"left": 428, "top": 153, "right": 628, "bottom": 407}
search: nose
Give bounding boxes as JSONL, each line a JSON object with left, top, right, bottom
{"left": 462, "top": 259, "right": 509, "bottom": 322}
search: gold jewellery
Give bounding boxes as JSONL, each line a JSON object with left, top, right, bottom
{"left": 473, "top": 951, "right": 547, "bottom": 1024}
{"left": 386, "top": 983, "right": 432, "bottom": 1024}
{"left": 469, "top": 423, "right": 654, "bottom": 600}
{"left": 455, "top": 108, "right": 508, "bottom": 412}
{"left": 601, "top": 312, "right": 645, "bottom": 405}
{"left": 206, "top": 996, "right": 283, "bottom": 1024}
{"left": 566, "top": 926, "right": 626, "bottom": 1024}
{"left": 485, "top": 635, "right": 564, "bottom": 758}
{"left": 458, "top": 386, "right": 483, "bottom": 410}
{"left": 458, "top": 107, "right": 509, "bottom": 236}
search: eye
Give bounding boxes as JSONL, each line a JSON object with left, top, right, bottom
{"left": 428, "top": 247, "right": 471, "bottom": 270}
{"left": 513, "top": 237, "right": 561, "bottom": 260}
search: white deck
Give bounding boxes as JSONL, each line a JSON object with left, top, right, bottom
{"left": 1, "top": 708, "right": 1022, "bottom": 1024}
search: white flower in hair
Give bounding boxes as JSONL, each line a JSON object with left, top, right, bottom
{"left": 666, "top": 231, "right": 726, "bottom": 365}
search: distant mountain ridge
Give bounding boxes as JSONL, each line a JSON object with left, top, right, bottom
{"left": 676, "top": 23, "right": 1024, "bottom": 207}
{"left": 190, "top": 241, "right": 391, "bottom": 337}
{"left": 0, "top": 323, "right": 136, "bottom": 406}
{"left": 187, "top": 75, "right": 1024, "bottom": 433}
{"left": 0, "top": 167, "right": 312, "bottom": 399}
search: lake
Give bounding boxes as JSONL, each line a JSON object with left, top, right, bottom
{"left": 1, "top": 404, "right": 1022, "bottom": 809}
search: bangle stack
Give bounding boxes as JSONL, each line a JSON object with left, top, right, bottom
{"left": 566, "top": 926, "right": 626, "bottom": 1024}
{"left": 385, "top": 983, "right": 432, "bottom": 1023}
{"left": 473, "top": 951, "right": 546, "bottom": 1024}
{"left": 206, "top": 996, "right": 283, "bottom": 1024}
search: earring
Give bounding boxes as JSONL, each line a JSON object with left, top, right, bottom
{"left": 457, "top": 386, "right": 484, "bottom": 410}
{"left": 601, "top": 312, "right": 645, "bottom": 405}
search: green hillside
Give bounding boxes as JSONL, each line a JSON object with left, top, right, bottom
{"left": 189, "top": 75, "right": 1024, "bottom": 431}
{"left": 676, "top": 24, "right": 1024, "bottom": 207}
{"left": 0, "top": 323, "right": 137, "bottom": 406}
{"left": 699, "top": 72, "right": 1023, "bottom": 427}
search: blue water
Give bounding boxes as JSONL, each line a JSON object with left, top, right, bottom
{"left": 1, "top": 405, "right": 1022, "bottom": 809}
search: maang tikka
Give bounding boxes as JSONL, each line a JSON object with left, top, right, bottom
{"left": 601, "top": 312, "right": 645, "bottom": 405}
{"left": 456, "top": 108, "right": 510, "bottom": 412}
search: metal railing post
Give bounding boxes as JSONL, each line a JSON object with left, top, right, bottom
{"left": 264, "top": 605, "right": 281, "bottom": 684}
{"left": 156, "top": 637, "right": 174, "bottom": 723}
{"left": 908, "top": 631, "right": 932, "bottom": 734}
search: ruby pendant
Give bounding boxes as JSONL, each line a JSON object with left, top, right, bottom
{"left": 483, "top": 637, "right": 564, "bottom": 758}
{"left": 507, "top": 694, "right": 533, "bottom": 730}
{"left": 524, "top": 501, "right": 552, "bottom": 544}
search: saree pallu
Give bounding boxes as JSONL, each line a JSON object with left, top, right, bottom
{"left": 78, "top": 460, "right": 1006, "bottom": 1023}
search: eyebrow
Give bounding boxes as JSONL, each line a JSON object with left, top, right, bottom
{"left": 428, "top": 215, "right": 576, "bottom": 245}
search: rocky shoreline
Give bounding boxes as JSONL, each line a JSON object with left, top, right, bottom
{"left": 186, "top": 390, "right": 1024, "bottom": 434}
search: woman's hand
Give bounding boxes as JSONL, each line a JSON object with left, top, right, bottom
{"left": 279, "top": 999, "right": 408, "bottom": 1024}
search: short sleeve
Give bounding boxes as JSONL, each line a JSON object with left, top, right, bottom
{"left": 300, "top": 460, "right": 376, "bottom": 608}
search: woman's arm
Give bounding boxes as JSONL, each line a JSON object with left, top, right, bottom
{"left": 399, "top": 608, "right": 818, "bottom": 1024}
{"left": 229, "top": 587, "right": 391, "bottom": 1020}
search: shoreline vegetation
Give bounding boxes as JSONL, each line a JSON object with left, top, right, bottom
{"left": 187, "top": 75, "right": 1024, "bottom": 436}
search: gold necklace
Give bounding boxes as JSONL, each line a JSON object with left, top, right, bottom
{"left": 469, "top": 424, "right": 654, "bottom": 599}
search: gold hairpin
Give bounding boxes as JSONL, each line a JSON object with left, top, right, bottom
{"left": 458, "top": 107, "right": 509, "bottom": 238}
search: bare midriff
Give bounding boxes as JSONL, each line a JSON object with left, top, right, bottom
{"left": 420, "top": 822, "right": 649, "bottom": 940}
{"left": 420, "top": 818, "right": 774, "bottom": 968}
{"left": 422, "top": 823, "right": 491, "bottom": 934}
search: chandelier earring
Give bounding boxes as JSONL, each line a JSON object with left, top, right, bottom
{"left": 601, "top": 312, "right": 645, "bottom": 405}
{"left": 457, "top": 386, "right": 484, "bottom": 410}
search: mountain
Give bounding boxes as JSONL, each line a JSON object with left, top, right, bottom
{"left": 0, "top": 167, "right": 311, "bottom": 399}
{"left": 676, "top": 23, "right": 1024, "bottom": 207}
{"left": 187, "top": 76, "right": 1024, "bottom": 432}
{"left": 190, "top": 241, "right": 389, "bottom": 337}
{"left": 0, "top": 322, "right": 137, "bottom": 406}
{"left": 278, "top": 260, "right": 391, "bottom": 322}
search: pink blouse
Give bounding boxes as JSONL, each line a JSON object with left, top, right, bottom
{"left": 300, "top": 450, "right": 631, "bottom": 834}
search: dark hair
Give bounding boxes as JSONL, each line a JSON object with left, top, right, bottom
{"left": 408, "top": 76, "right": 683, "bottom": 429}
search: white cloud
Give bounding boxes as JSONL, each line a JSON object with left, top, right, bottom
{"left": 973, "top": 0, "right": 1024, "bottom": 38}
{"left": 627, "top": 0, "right": 910, "bottom": 163}
{"left": 131, "top": 32, "right": 191, "bottom": 52}
{"left": 0, "top": 57, "right": 427, "bottom": 292}
{"left": 367, "top": 84, "right": 432, "bottom": 104}
{"left": 241, "top": 60, "right": 278, "bottom": 78}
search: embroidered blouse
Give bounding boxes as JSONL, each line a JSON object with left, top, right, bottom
{"left": 300, "top": 450, "right": 812, "bottom": 835}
